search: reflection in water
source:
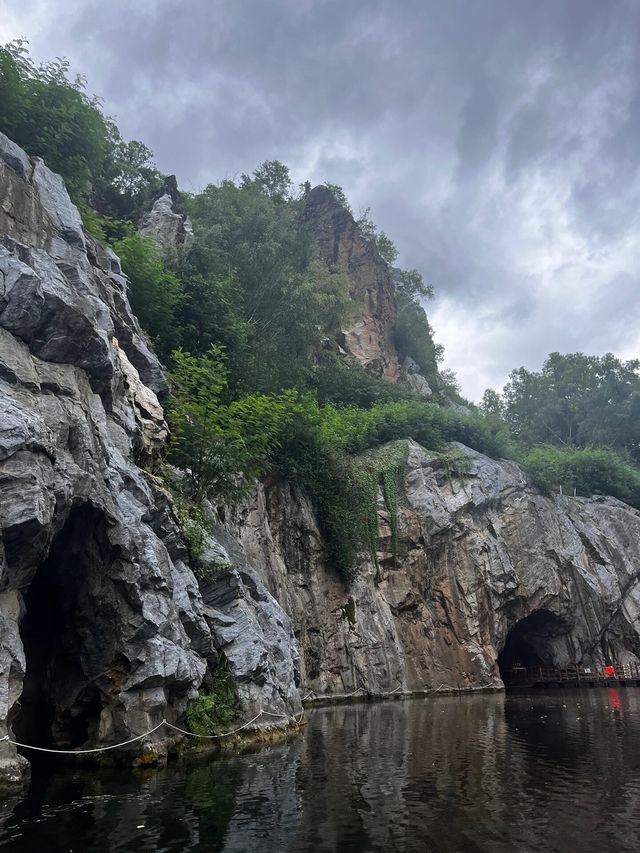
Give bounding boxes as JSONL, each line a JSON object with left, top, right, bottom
{"left": 2, "top": 690, "right": 640, "bottom": 852}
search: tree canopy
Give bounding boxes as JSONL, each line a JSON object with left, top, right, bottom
{"left": 488, "top": 352, "right": 640, "bottom": 461}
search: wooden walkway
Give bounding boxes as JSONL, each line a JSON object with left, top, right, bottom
{"left": 504, "top": 664, "right": 640, "bottom": 688}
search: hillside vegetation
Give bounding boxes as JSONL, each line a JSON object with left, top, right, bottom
{"left": 3, "top": 40, "right": 640, "bottom": 581}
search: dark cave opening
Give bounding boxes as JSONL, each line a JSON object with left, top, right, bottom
{"left": 498, "top": 609, "right": 570, "bottom": 685}
{"left": 12, "top": 506, "right": 110, "bottom": 750}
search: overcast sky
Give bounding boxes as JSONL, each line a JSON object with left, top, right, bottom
{"left": 2, "top": 0, "right": 640, "bottom": 400}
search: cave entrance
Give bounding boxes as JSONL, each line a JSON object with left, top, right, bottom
{"left": 498, "top": 609, "right": 570, "bottom": 686}
{"left": 12, "top": 506, "right": 110, "bottom": 750}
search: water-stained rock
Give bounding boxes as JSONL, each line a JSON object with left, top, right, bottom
{"left": 227, "top": 441, "right": 640, "bottom": 698}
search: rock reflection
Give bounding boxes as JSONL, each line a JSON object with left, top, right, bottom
{"left": 3, "top": 691, "right": 640, "bottom": 852}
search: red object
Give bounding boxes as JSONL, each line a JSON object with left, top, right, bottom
{"left": 605, "top": 665, "right": 615, "bottom": 677}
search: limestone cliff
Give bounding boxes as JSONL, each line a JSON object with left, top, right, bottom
{"left": 226, "top": 440, "right": 640, "bottom": 698}
{"left": 3, "top": 131, "right": 640, "bottom": 799}
{"left": 0, "top": 134, "right": 300, "bottom": 789}
{"left": 303, "top": 186, "right": 400, "bottom": 381}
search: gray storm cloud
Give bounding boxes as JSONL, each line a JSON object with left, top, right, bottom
{"left": 2, "top": 0, "right": 639, "bottom": 399}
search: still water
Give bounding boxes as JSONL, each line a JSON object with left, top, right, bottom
{"left": 2, "top": 689, "right": 640, "bottom": 852}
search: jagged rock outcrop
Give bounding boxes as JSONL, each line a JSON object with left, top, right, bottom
{"left": 303, "top": 186, "right": 400, "bottom": 381}
{"left": 0, "top": 134, "right": 299, "bottom": 790}
{"left": 138, "top": 176, "right": 193, "bottom": 253}
{"left": 4, "top": 129, "right": 640, "bottom": 799}
{"left": 196, "top": 518, "right": 301, "bottom": 720}
{"left": 400, "top": 356, "right": 433, "bottom": 398}
{"left": 227, "top": 440, "right": 640, "bottom": 697}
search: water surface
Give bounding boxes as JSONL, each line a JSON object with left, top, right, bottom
{"left": 2, "top": 689, "right": 640, "bottom": 852}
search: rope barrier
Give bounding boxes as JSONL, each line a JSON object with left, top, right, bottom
{"left": 0, "top": 721, "right": 166, "bottom": 755}
{"left": 163, "top": 711, "right": 266, "bottom": 740}
{"left": 0, "top": 705, "right": 304, "bottom": 755}
{"left": 0, "top": 685, "right": 411, "bottom": 757}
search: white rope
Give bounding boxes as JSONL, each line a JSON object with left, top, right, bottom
{"left": 0, "top": 705, "right": 304, "bottom": 754}
{"left": 341, "top": 686, "right": 365, "bottom": 698}
{"left": 0, "top": 720, "right": 166, "bottom": 755}
{"left": 300, "top": 683, "right": 404, "bottom": 701}
{"left": 163, "top": 711, "right": 266, "bottom": 740}
{"left": 0, "top": 683, "right": 415, "bottom": 756}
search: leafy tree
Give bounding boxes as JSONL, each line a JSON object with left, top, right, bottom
{"left": 168, "top": 347, "right": 296, "bottom": 501}
{"left": 184, "top": 175, "right": 352, "bottom": 392}
{"left": 325, "top": 183, "right": 352, "bottom": 213}
{"left": 113, "top": 232, "right": 184, "bottom": 359}
{"left": 480, "top": 388, "right": 504, "bottom": 417}
{"left": 310, "top": 352, "right": 420, "bottom": 408}
{"left": 244, "top": 160, "right": 292, "bottom": 202}
{"left": 393, "top": 267, "right": 434, "bottom": 301}
{"left": 0, "top": 40, "right": 162, "bottom": 216}
{"left": 499, "top": 352, "right": 640, "bottom": 459}
{"left": 394, "top": 293, "right": 442, "bottom": 387}
{"left": 356, "top": 207, "right": 398, "bottom": 264}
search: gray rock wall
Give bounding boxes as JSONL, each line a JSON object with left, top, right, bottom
{"left": 0, "top": 134, "right": 300, "bottom": 789}
{"left": 226, "top": 440, "right": 640, "bottom": 698}
{"left": 2, "top": 130, "right": 640, "bottom": 795}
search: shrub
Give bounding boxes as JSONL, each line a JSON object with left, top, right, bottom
{"left": 186, "top": 667, "right": 241, "bottom": 736}
{"left": 522, "top": 446, "right": 640, "bottom": 508}
{"left": 167, "top": 347, "right": 297, "bottom": 502}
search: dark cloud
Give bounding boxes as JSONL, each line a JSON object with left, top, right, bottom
{"left": 3, "top": 0, "right": 640, "bottom": 398}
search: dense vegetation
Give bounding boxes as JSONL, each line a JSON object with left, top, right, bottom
{"left": 4, "top": 41, "right": 640, "bottom": 587}
{"left": 482, "top": 353, "right": 640, "bottom": 507}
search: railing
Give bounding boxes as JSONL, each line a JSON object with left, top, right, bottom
{"left": 505, "top": 663, "right": 640, "bottom": 685}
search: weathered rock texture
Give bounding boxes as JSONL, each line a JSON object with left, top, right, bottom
{"left": 400, "top": 356, "right": 433, "bottom": 398}
{"left": 3, "top": 131, "right": 640, "bottom": 795}
{"left": 138, "top": 175, "right": 193, "bottom": 253}
{"left": 227, "top": 440, "right": 640, "bottom": 698}
{"left": 303, "top": 186, "right": 400, "bottom": 381}
{"left": 0, "top": 135, "right": 299, "bottom": 789}
{"left": 198, "top": 518, "right": 301, "bottom": 719}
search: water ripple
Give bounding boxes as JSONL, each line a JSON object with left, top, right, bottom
{"left": 3, "top": 689, "right": 640, "bottom": 852}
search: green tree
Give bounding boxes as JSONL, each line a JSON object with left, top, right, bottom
{"left": 480, "top": 388, "right": 504, "bottom": 417}
{"left": 393, "top": 267, "right": 434, "bottom": 301}
{"left": 168, "top": 347, "right": 296, "bottom": 501}
{"left": 394, "top": 293, "right": 442, "bottom": 388}
{"left": 0, "top": 40, "right": 162, "bottom": 215}
{"left": 245, "top": 159, "right": 292, "bottom": 202}
{"left": 184, "top": 175, "right": 352, "bottom": 392}
{"left": 356, "top": 207, "right": 398, "bottom": 264}
{"left": 324, "top": 183, "right": 352, "bottom": 213}
{"left": 113, "top": 232, "right": 184, "bottom": 359}
{"left": 500, "top": 352, "right": 640, "bottom": 458}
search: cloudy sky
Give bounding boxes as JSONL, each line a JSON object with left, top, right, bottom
{"left": 2, "top": 0, "right": 640, "bottom": 400}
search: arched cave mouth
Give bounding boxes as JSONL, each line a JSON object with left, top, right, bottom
{"left": 11, "top": 505, "right": 112, "bottom": 751}
{"left": 498, "top": 609, "right": 570, "bottom": 685}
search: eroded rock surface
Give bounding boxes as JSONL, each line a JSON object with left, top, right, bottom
{"left": 138, "top": 176, "right": 193, "bottom": 253}
{"left": 197, "top": 520, "right": 301, "bottom": 721}
{"left": 227, "top": 441, "right": 640, "bottom": 698}
{"left": 0, "top": 135, "right": 299, "bottom": 789}
{"left": 303, "top": 186, "right": 399, "bottom": 381}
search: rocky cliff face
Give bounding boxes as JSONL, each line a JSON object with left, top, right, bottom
{"left": 3, "top": 132, "right": 640, "bottom": 796}
{"left": 227, "top": 440, "right": 640, "bottom": 698}
{"left": 0, "top": 134, "right": 300, "bottom": 790}
{"left": 138, "top": 175, "right": 193, "bottom": 253}
{"left": 303, "top": 186, "right": 400, "bottom": 381}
